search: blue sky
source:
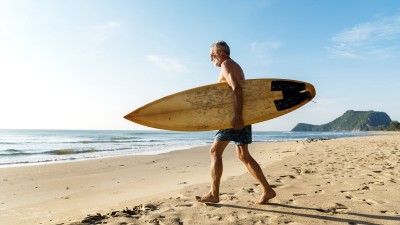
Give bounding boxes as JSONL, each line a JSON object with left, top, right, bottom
{"left": 1, "top": 0, "right": 399, "bottom": 131}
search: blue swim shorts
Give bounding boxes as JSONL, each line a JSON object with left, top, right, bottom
{"left": 215, "top": 125, "right": 252, "bottom": 146}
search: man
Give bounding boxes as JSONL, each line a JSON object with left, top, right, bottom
{"left": 195, "top": 40, "right": 276, "bottom": 204}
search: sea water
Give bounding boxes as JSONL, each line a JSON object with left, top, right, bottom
{"left": 0, "top": 129, "right": 370, "bottom": 167}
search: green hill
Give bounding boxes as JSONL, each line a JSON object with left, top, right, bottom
{"left": 291, "top": 110, "right": 392, "bottom": 132}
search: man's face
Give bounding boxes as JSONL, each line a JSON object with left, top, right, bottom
{"left": 210, "top": 47, "right": 222, "bottom": 67}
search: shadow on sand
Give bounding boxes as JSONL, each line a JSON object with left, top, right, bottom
{"left": 205, "top": 202, "right": 400, "bottom": 225}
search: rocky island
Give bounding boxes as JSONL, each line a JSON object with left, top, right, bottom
{"left": 292, "top": 110, "right": 392, "bottom": 131}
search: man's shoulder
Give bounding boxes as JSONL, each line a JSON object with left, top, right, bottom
{"left": 222, "top": 59, "right": 240, "bottom": 69}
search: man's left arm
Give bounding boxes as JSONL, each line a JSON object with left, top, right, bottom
{"left": 221, "top": 62, "right": 244, "bottom": 130}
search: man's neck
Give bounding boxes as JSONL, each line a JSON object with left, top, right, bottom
{"left": 220, "top": 56, "right": 231, "bottom": 66}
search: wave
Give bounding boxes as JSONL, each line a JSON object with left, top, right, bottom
{"left": 47, "top": 148, "right": 101, "bottom": 155}
{"left": 0, "top": 149, "right": 31, "bottom": 156}
{"left": 0, "top": 142, "right": 16, "bottom": 145}
{"left": 77, "top": 140, "right": 154, "bottom": 144}
{"left": 110, "top": 136, "right": 141, "bottom": 141}
{"left": 46, "top": 147, "right": 134, "bottom": 155}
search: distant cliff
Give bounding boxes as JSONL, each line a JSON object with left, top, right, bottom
{"left": 291, "top": 110, "right": 392, "bottom": 132}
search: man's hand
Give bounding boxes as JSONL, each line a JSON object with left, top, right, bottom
{"left": 232, "top": 116, "right": 245, "bottom": 130}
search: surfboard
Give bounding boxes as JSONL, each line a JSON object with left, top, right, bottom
{"left": 124, "top": 79, "right": 316, "bottom": 131}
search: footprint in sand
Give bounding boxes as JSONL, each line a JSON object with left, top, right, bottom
{"left": 285, "top": 199, "right": 296, "bottom": 205}
{"left": 363, "top": 199, "right": 378, "bottom": 205}
{"left": 277, "top": 175, "right": 297, "bottom": 183}
{"left": 345, "top": 195, "right": 355, "bottom": 200}
{"left": 380, "top": 210, "right": 400, "bottom": 215}
{"left": 317, "top": 203, "right": 349, "bottom": 214}
{"left": 220, "top": 193, "right": 238, "bottom": 201}
{"left": 359, "top": 185, "right": 372, "bottom": 191}
{"left": 226, "top": 195, "right": 239, "bottom": 201}
{"left": 269, "top": 184, "right": 284, "bottom": 189}
{"left": 362, "top": 198, "right": 385, "bottom": 205}
{"left": 237, "top": 187, "right": 257, "bottom": 195}
{"left": 174, "top": 203, "right": 193, "bottom": 208}
{"left": 278, "top": 219, "right": 296, "bottom": 224}
{"left": 292, "top": 193, "right": 307, "bottom": 197}
{"left": 253, "top": 219, "right": 268, "bottom": 225}
{"left": 206, "top": 214, "right": 222, "bottom": 221}
{"left": 276, "top": 175, "right": 296, "bottom": 183}
{"left": 246, "top": 188, "right": 256, "bottom": 193}
{"left": 157, "top": 216, "right": 183, "bottom": 225}
{"left": 314, "top": 189, "right": 325, "bottom": 194}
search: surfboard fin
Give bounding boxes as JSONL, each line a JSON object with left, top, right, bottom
{"left": 300, "top": 90, "right": 316, "bottom": 103}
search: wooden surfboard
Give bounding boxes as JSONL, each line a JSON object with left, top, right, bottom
{"left": 124, "top": 79, "right": 316, "bottom": 131}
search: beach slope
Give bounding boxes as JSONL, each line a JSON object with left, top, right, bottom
{"left": 1, "top": 133, "right": 399, "bottom": 225}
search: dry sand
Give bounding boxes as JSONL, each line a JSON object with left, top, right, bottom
{"left": 1, "top": 132, "right": 399, "bottom": 225}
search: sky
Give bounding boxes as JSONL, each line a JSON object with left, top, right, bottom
{"left": 1, "top": 0, "right": 399, "bottom": 131}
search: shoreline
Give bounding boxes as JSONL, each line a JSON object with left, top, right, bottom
{"left": 1, "top": 132, "right": 399, "bottom": 224}
{"left": 0, "top": 131, "right": 373, "bottom": 169}
{"left": 0, "top": 143, "right": 213, "bottom": 169}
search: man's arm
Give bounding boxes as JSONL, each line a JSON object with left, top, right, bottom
{"left": 221, "top": 61, "right": 245, "bottom": 130}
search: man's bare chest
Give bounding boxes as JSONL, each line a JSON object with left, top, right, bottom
{"left": 218, "top": 72, "right": 227, "bottom": 83}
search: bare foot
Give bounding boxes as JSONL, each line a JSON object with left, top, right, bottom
{"left": 195, "top": 193, "right": 219, "bottom": 203}
{"left": 256, "top": 189, "right": 276, "bottom": 204}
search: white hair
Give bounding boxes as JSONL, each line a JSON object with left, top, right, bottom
{"left": 211, "top": 40, "right": 230, "bottom": 56}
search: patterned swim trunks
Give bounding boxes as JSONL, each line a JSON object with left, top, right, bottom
{"left": 215, "top": 125, "right": 252, "bottom": 146}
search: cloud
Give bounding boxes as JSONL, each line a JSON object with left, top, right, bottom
{"left": 0, "top": 18, "right": 26, "bottom": 40}
{"left": 251, "top": 40, "right": 283, "bottom": 51}
{"left": 146, "top": 54, "right": 187, "bottom": 73}
{"left": 92, "top": 20, "right": 121, "bottom": 30}
{"left": 90, "top": 20, "right": 121, "bottom": 50}
{"left": 0, "top": 17, "right": 28, "bottom": 27}
{"left": 0, "top": 19, "right": 19, "bottom": 26}
{"left": 250, "top": 40, "right": 284, "bottom": 64}
{"left": 329, "top": 14, "right": 400, "bottom": 59}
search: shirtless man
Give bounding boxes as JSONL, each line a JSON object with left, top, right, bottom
{"left": 195, "top": 40, "right": 276, "bottom": 204}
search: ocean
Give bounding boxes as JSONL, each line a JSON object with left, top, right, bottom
{"left": 0, "top": 129, "right": 371, "bottom": 167}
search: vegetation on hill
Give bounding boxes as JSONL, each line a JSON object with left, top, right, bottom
{"left": 291, "top": 110, "right": 394, "bottom": 132}
{"left": 388, "top": 121, "right": 400, "bottom": 131}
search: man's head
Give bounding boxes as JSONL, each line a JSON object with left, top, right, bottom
{"left": 210, "top": 40, "right": 230, "bottom": 67}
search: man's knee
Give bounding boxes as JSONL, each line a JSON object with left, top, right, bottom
{"left": 237, "top": 152, "right": 250, "bottom": 163}
{"left": 236, "top": 146, "right": 251, "bottom": 163}
{"left": 209, "top": 141, "right": 228, "bottom": 159}
{"left": 209, "top": 146, "right": 222, "bottom": 160}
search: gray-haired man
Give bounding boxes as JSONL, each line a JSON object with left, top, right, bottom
{"left": 195, "top": 41, "right": 276, "bottom": 204}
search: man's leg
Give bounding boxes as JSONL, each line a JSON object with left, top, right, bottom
{"left": 236, "top": 144, "right": 276, "bottom": 204}
{"left": 196, "top": 140, "right": 229, "bottom": 203}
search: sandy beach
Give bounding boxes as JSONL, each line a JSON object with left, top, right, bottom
{"left": 1, "top": 132, "right": 399, "bottom": 225}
